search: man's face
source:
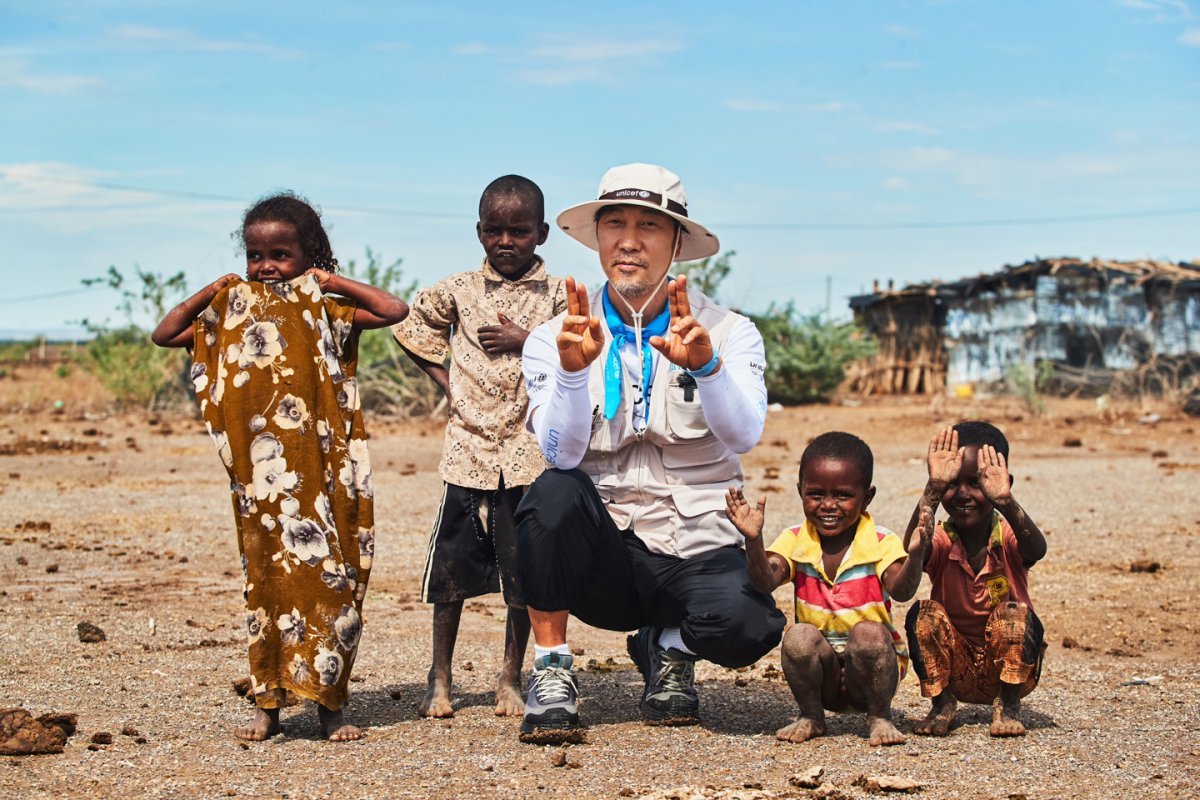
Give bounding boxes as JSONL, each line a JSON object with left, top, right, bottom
{"left": 476, "top": 197, "right": 548, "bottom": 279}
{"left": 595, "top": 205, "right": 680, "bottom": 300}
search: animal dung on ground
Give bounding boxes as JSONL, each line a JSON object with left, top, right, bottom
{"left": 1062, "top": 437, "right": 1083, "bottom": 447}
{"left": 90, "top": 731, "right": 113, "bottom": 745}
{"left": 1130, "top": 560, "right": 1162, "bottom": 573}
{"left": 76, "top": 621, "right": 106, "bottom": 643}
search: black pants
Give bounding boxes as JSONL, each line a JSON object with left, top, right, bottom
{"left": 516, "top": 468, "right": 785, "bottom": 669}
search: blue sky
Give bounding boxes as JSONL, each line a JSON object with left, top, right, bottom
{"left": 2, "top": 0, "right": 1197, "bottom": 336}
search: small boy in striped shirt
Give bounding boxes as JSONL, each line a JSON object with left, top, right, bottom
{"left": 726, "top": 431, "right": 932, "bottom": 746}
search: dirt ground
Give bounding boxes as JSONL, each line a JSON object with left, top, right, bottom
{"left": 1, "top": 369, "right": 1198, "bottom": 799}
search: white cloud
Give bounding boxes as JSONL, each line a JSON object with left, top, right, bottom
{"left": 807, "top": 101, "right": 846, "bottom": 113}
{"left": 0, "top": 56, "right": 102, "bottom": 94}
{"left": 882, "top": 176, "right": 909, "bottom": 190}
{"left": 1117, "top": 0, "right": 1192, "bottom": 20}
{"left": 452, "top": 42, "right": 491, "bottom": 55}
{"left": 452, "top": 34, "right": 683, "bottom": 85}
{"left": 107, "top": 25, "right": 301, "bottom": 58}
{"left": 723, "top": 99, "right": 783, "bottom": 112}
{"left": 884, "top": 24, "right": 921, "bottom": 39}
{"left": 1179, "top": 26, "right": 1200, "bottom": 45}
{"left": 529, "top": 39, "right": 682, "bottom": 61}
{"left": 876, "top": 120, "right": 941, "bottom": 136}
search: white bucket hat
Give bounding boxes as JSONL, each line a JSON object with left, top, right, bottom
{"left": 556, "top": 163, "right": 720, "bottom": 262}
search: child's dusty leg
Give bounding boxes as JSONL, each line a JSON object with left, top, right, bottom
{"left": 420, "top": 600, "right": 462, "bottom": 718}
{"left": 318, "top": 703, "right": 363, "bottom": 742}
{"left": 906, "top": 600, "right": 959, "bottom": 736}
{"left": 915, "top": 688, "right": 958, "bottom": 737}
{"left": 986, "top": 602, "right": 1040, "bottom": 737}
{"left": 495, "top": 606, "right": 531, "bottom": 716}
{"left": 990, "top": 682, "right": 1026, "bottom": 736}
{"left": 844, "top": 622, "right": 905, "bottom": 746}
{"left": 777, "top": 625, "right": 838, "bottom": 743}
{"left": 234, "top": 706, "right": 281, "bottom": 741}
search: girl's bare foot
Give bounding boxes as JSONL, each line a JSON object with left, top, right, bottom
{"left": 990, "top": 697, "right": 1026, "bottom": 737}
{"left": 234, "top": 708, "right": 280, "bottom": 741}
{"left": 914, "top": 691, "right": 957, "bottom": 736}
{"left": 318, "top": 705, "right": 363, "bottom": 742}
{"left": 418, "top": 676, "right": 454, "bottom": 718}
{"left": 776, "top": 716, "right": 826, "bottom": 743}
{"left": 494, "top": 676, "right": 524, "bottom": 716}
{"left": 867, "top": 715, "right": 907, "bottom": 746}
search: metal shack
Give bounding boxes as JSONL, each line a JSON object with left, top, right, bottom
{"left": 845, "top": 258, "right": 1200, "bottom": 396}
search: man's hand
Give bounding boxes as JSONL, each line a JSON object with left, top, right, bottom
{"left": 927, "top": 426, "right": 963, "bottom": 489}
{"left": 977, "top": 444, "right": 1013, "bottom": 505}
{"left": 726, "top": 487, "right": 766, "bottom": 542}
{"left": 649, "top": 275, "right": 717, "bottom": 372}
{"left": 556, "top": 277, "right": 604, "bottom": 372}
{"left": 478, "top": 312, "right": 528, "bottom": 356}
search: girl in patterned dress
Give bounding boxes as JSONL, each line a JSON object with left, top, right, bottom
{"left": 153, "top": 193, "right": 408, "bottom": 741}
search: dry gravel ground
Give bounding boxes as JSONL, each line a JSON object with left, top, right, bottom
{"left": 1, "top": 390, "right": 1199, "bottom": 799}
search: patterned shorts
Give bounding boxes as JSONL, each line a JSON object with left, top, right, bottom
{"left": 905, "top": 599, "right": 1044, "bottom": 704}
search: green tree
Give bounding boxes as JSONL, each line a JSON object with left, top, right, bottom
{"left": 340, "top": 249, "right": 444, "bottom": 416}
{"left": 675, "top": 250, "right": 735, "bottom": 301}
{"left": 76, "top": 265, "right": 191, "bottom": 410}
{"left": 749, "top": 305, "right": 877, "bottom": 405}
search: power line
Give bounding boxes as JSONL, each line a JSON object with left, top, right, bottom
{"left": 0, "top": 285, "right": 107, "bottom": 305}
{"left": 7, "top": 174, "right": 1199, "bottom": 230}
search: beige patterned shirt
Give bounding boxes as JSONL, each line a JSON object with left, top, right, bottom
{"left": 392, "top": 257, "right": 567, "bottom": 490}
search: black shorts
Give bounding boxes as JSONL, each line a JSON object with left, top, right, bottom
{"left": 516, "top": 468, "right": 786, "bottom": 668}
{"left": 420, "top": 478, "right": 525, "bottom": 607}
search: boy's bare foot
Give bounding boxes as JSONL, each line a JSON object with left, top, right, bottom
{"left": 914, "top": 692, "right": 957, "bottom": 736}
{"left": 776, "top": 716, "right": 826, "bottom": 743}
{"left": 234, "top": 708, "right": 280, "bottom": 741}
{"left": 867, "top": 715, "right": 907, "bottom": 746}
{"left": 990, "top": 697, "right": 1026, "bottom": 737}
{"left": 418, "top": 678, "right": 454, "bottom": 718}
{"left": 494, "top": 677, "right": 524, "bottom": 716}
{"left": 318, "top": 705, "right": 363, "bottom": 742}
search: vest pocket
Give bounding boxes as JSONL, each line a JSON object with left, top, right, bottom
{"left": 661, "top": 437, "right": 739, "bottom": 487}
{"left": 664, "top": 372, "right": 710, "bottom": 439}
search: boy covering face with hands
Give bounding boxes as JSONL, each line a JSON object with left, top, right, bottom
{"left": 902, "top": 422, "right": 1048, "bottom": 738}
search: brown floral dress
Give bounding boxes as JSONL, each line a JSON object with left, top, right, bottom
{"left": 191, "top": 274, "right": 373, "bottom": 711}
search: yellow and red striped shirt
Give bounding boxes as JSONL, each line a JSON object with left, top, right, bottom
{"left": 767, "top": 512, "right": 909, "bottom": 678}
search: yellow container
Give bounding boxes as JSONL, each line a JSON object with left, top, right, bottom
{"left": 954, "top": 383, "right": 974, "bottom": 399}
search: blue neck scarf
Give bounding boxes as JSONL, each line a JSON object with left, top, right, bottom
{"left": 602, "top": 288, "right": 670, "bottom": 421}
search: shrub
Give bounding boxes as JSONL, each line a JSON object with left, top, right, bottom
{"left": 749, "top": 304, "right": 877, "bottom": 404}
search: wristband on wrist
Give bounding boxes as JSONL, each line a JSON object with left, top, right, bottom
{"left": 685, "top": 353, "right": 721, "bottom": 378}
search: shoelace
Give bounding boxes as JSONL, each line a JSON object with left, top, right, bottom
{"left": 658, "top": 655, "right": 695, "bottom": 694}
{"left": 532, "top": 667, "right": 576, "bottom": 704}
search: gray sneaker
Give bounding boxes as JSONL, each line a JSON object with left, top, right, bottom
{"left": 626, "top": 626, "right": 700, "bottom": 726}
{"left": 519, "top": 652, "right": 584, "bottom": 744}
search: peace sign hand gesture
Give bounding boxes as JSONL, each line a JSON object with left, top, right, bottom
{"left": 648, "top": 275, "right": 717, "bottom": 373}
{"left": 556, "top": 277, "right": 604, "bottom": 373}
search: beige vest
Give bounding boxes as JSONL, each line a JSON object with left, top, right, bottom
{"left": 577, "top": 285, "right": 747, "bottom": 558}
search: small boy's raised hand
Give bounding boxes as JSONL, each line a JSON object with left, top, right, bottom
{"left": 927, "top": 426, "right": 963, "bottom": 488}
{"left": 908, "top": 504, "right": 934, "bottom": 557}
{"left": 725, "top": 487, "right": 766, "bottom": 541}
{"left": 977, "top": 444, "right": 1013, "bottom": 504}
{"left": 477, "top": 312, "right": 528, "bottom": 356}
